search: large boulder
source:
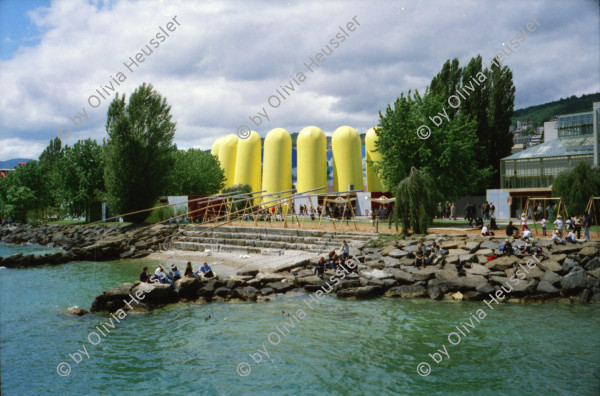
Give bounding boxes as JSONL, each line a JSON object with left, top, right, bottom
{"left": 560, "top": 268, "right": 587, "bottom": 296}
{"left": 385, "top": 284, "right": 427, "bottom": 298}
{"left": 174, "top": 277, "right": 201, "bottom": 299}
{"left": 562, "top": 258, "right": 580, "bottom": 273}
{"left": 578, "top": 246, "right": 599, "bottom": 257}
{"left": 538, "top": 260, "right": 563, "bottom": 273}
{"left": 382, "top": 268, "right": 415, "bottom": 284}
{"left": 551, "top": 245, "right": 582, "bottom": 255}
{"left": 584, "top": 257, "right": 600, "bottom": 271}
{"left": 485, "top": 256, "right": 519, "bottom": 271}
{"left": 427, "top": 279, "right": 450, "bottom": 300}
{"left": 465, "top": 264, "right": 490, "bottom": 277}
{"left": 133, "top": 282, "right": 178, "bottom": 305}
{"left": 266, "top": 281, "right": 295, "bottom": 293}
{"left": 233, "top": 286, "right": 260, "bottom": 301}
{"left": 465, "top": 242, "right": 481, "bottom": 253}
{"left": 511, "top": 279, "right": 538, "bottom": 297}
{"left": 480, "top": 241, "right": 499, "bottom": 250}
{"left": 587, "top": 268, "right": 600, "bottom": 281}
{"left": 90, "top": 282, "right": 134, "bottom": 312}
{"left": 541, "top": 271, "right": 562, "bottom": 286}
{"left": 337, "top": 285, "right": 384, "bottom": 298}
{"left": 536, "top": 280, "right": 559, "bottom": 295}
{"left": 446, "top": 274, "right": 488, "bottom": 291}
{"left": 413, "top": 267, "right": 438, "bottom": 281}
{"left": 388, "top": 249, "right": 409, "bottom": 258}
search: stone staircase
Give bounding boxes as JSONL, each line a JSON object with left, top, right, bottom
{"left": 170, "top": 225, "right": 376, "bottom": 255}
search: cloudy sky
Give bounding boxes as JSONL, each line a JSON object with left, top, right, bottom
{"left": 0, "top": 0, "right": 598, "bottom": 160}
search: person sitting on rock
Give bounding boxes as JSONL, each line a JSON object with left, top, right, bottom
{"left": 328, "top": 250, "right": 337, "bottom": 270}
{"left": 551, "top": 230, "right": 566, "bottom": 245}
{"left": 155, "top": 265, "right": 177, "bottom": 290}
{"left": 424, "top": 246, "right": 437, "bottom": 266}
{"left": 314, "top": 257, "right": 326, "bottom": 278}
{"left": 520, "top": 238, "right": 532, "bottom": 254}
{"left": 199, "top": 262, "right": 215, "bottom": 278}
{"left": 481, "top": 224, "right": 494, "bottom": 236}
{"left": 415, "top": 249, "right": 424, "bottom": 268}
{"left": 522, "top": 228, "right": 532, "bottom": 240}
{"left": 506, "top": 221, "right": 518, "bottom": 238}
{"left": 566, "top": 229, "right": 577, "bottom": 243}
{"left": 171, "top": 265, "right": 182, "bottom": 281}
{"left": 185, "top": 262, "right": 202, "bottom": 282}
{"left": 501, "top": 239, "right": 513, "bottom": 256}
{"left": 140, "top": 266, "right": 152, "bottom": 283}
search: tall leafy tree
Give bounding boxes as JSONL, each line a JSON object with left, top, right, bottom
{"left": 375, "top": 89, "right": 491, "bottom": 200}
{"left": 104, "top": 83, "right": 177, "bottom": 222}
{"left": 0, "top": 161, "right": 50, "bottom": 221}
{"left": 486, "top": 63, "right": 515, "bottom": 187}
{"left": 52, "top": 139, "right": 105, "bottom": 218}
{"left": 169, "top": 148, "right": 225, "bottom": 195}
{"left": 552, "top": 162, "right": 600, "bottom": 215}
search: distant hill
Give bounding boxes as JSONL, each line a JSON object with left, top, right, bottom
{"left": 512, "top": 92, "right": 600, "bottom": 127}
{"left": 0, "top": 158, "right": 34, "bottom": 169}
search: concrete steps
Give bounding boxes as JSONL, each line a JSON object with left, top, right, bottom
{"left": 171, "top": 225, "right": 376, "bottom": 255}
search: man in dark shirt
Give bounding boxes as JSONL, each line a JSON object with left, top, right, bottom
{"left": 140, "top": 266, "right": 152, "bottom": 283}
{"left": 506, "top": 221, "right": 517, "bottom": 237}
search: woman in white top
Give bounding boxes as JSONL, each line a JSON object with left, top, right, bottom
{"left": 554, "top": 216, "right": 564, "bottom": 236}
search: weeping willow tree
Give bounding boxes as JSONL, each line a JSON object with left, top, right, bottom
{"left": 392, "top": 167, "right": 440, "bottom": 235}
{"left": 552, "top": 162, "right": 600, "bottom": 214}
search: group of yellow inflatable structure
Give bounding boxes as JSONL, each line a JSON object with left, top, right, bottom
{"left": 211, "top": 126, "right": 385, "bottom": 201}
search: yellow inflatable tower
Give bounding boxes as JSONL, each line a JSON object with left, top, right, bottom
{"left": 332, "top": 126, "right": 364, "bottom": 192}
{"left": 234, "top": 130, "right": 262, "bottom": 203}
{"left": 217, "top": 134, "right": 238, "bottom": 189}
{"left": 365, "top": 127, "right": 384, "bottom": 192}
{"left": 262, "top": 128, "right": 292, "bottom": 202}
{"left": 296, "top": 126, "right": 327, "bottom": 194}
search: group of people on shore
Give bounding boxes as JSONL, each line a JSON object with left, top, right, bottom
{"left": 313, "top": 240, "right": 356, "bottom": 278}
{"left": 410, "top": 241, "right": 447, "bottom": 267}
{"left": 139, "top": 261, "right": 215, "bottom": 292}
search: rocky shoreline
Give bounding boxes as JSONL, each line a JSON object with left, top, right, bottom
{"left": 89, "top": 234, "right": 600, "bottom": 314}
{"left": 0, "top": 223, "right": 177, "bottom": 267}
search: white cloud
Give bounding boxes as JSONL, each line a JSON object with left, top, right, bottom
{"left": 0, "top": 0, "right": 598, "bottom": 160}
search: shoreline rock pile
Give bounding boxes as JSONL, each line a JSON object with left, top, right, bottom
{"left": 89, "top": 234, "right": 600, "bottom": 314}
{"left": 0, "top": 223, "right": 178, "bottom": 267}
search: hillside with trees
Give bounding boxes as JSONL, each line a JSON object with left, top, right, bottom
{"left": 512, "top": 92, "right": 600, "bottom": 127}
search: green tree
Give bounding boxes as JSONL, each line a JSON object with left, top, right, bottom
{"left": 392, "top": 167, "right": 440, "bottom": 234}
{"left": 428, "top": 56, "right": 515, "bottom": 191}
{"left": 169, "top": 148, "right": 225, "bottom": 195}
{"left": 375, "top": 89, "right": 491, "bottom": 199}
{"left": 104, "top": 83, "right": 177, "bottom": 222}
{"left": 0, "top": 161, "right": 50, "bottom": 221}
{"left": 552, "top": 162, "right": 600, "bottom": 214}
{"left": 221, "top": 184, "right": 253, "bottom": 215}
{"left": 52, "top": 139, "right": 105, "bottom": 219}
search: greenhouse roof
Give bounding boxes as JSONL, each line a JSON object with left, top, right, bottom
{"left": 501, "top": 135, "right": 595, "bottom": 161}
{"left": 556, "top": 111, "right": 593, "bottom": 129}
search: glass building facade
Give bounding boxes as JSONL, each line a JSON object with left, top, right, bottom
{"left": 500, "top": 111, "right": 595, "bottom": 189}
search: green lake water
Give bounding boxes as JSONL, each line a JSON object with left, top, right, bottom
{"left": 1, "top": 243, "right": 599, "bottom": 395}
